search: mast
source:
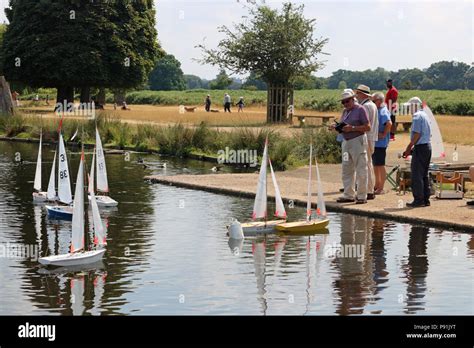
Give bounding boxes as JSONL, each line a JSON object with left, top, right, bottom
{"left": 306, "top": 143, "right": 313, "bottom": 222}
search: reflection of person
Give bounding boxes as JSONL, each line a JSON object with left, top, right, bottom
{"left": 372, "top": 92, "right": 392, "bottom": 194}
{"left": 355, "top": 85, "right": 378, "bottom": 200}
{"left": 331, "top": 90, "right": 371, "bottom": 204}
{"left": 385, "top": 79, "right": 398, "bottom": 141}
{"left": 237, "top": 97, "right": 244, "bottom": 112}
{"left": 403, "top": 97, "right": 432, "bottom": 207}
{"left": 224, "top": 93, "right": 231, "bottom": 113}
{"left": 205, "top": 95, "right": 211, "bottom": 112}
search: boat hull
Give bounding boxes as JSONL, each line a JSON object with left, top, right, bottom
{"left": 39, "top": 249, "right": 106, "bottom": 267}
{"left": 276, "top": 219, "right": 330, "bottom": 234}
{"left": 46, "top": 205, "right": 73, "bottom": 221}
{"left": 240, "top": 220, "right": 286, "bottom": 235}
{"left": 33, "top": 192, "right": 56, "bottom": 203}
{"left": 89, "top": 195, "right": 118, "bottom": 207}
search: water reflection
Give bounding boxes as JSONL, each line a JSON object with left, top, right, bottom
{"left": 0, "top": 141, "right": 472, "bottom": 315}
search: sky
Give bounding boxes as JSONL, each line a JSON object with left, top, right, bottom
{"left": 0, "top": 0, "right": 472, "bottom": 80}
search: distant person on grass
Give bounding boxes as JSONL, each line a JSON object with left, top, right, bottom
{"left": 385, "top": 79, "right": 398, "bottom": 141}
{"left": 205, "top": 95, "right": 211, "bottom": 112}
{"left": 224, "top": 93, "right": 231, "bottom": 113}
{"left": 237, "top": 97, "right": 245, "bottom": 112}
{"left": 331, "top": 90, "right": 371, "bottom": 205}
{"left": 355, "top": 84, "right": 378, "bottom": 201}
{"left": 121, "top": 101, "right": 130, "bottom": 111}
{"left": 372, "top": 92, "right": 392, "bottom": 194}
{"left": 402, "top": 97, "right": 432, "bottom": 208}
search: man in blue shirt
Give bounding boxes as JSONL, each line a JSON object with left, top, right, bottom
{"left": 402, "top": 97, "right": 432, "bottom": 207}
{"left": 372, "top": 92, "right": 392, "bottom": 194}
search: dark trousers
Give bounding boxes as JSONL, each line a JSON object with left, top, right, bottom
{"left": 390, "top": 114, "right": 396, "bottom": 135}
{"left": 205, "top": 103, "right": 211, "bottom": 112}
{"left": 224, "top": 102, "right": 231, "bottom": 112}
{"left": 411, "top": 144, "right": 432, "bottom": 203}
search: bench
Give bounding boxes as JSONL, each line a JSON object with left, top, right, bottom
{"left": 395, "top": 121, "right": 412, "bottom": 131}
{"left": 294, "top": 115, "right": 334, "bottom": 127}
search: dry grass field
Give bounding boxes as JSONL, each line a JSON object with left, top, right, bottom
{"left": 19, "top": 104, "right": 474, "bottom": 145}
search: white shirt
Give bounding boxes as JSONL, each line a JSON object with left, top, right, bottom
{"left": 224, "top": 95, "right": 231, "bottom": 103}
{"left": 362, "top": 99, "right": 379, "bottom": 142}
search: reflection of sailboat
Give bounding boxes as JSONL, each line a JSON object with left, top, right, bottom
{"left": 230, "top": 138, "right": 286, "bottom": 236}
{"left": 46, "top": 119, "right": 74, "bottom": 220}
{"left": 277, "top": 144, "right": 329, "bottom": 234}
{"left": 252, "top": 240, "right": 268, "bottom": 315}
{"left": 39, "top": 150, "right": 107, "bottom": 267}
{"left": 88, "top": 128, "right": 118, "bottom": 207}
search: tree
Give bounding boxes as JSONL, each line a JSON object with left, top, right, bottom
{"left": 184, "top": 74, "right": 204, "bottom": 89}
{"left": 198, "top": 3, "right": 328, "bottom": 122}
{"left": 209, "top": 69, "right": 233, "bottom": 90}
{"left": 338, "top": 81, "right": 347, "bottom": 89}
{"left": 2, "top": 0, "right": 161, "bottom": 106}
{"left": 426, "top": 61, "right": 471, "bottom": 90}
{"left": 149, "top": 54, "right": 186, "bottom": 91}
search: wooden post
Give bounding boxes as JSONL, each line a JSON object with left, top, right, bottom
{"left": 0, "top": 76, "right": 14, "bottom": 115}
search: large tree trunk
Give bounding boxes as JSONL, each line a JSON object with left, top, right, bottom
{"left": 266, "top": 83, "right": 292, "bottom": 123}
{"left": 0, "top": 76, "right": 14, "bottom": 115}
{"left": 97, "top": 88, "right": 106, "bottom": 105}
{"left": 80, "top": 87, "right": 91, "bottom": 104}
{"left": 55, "top": 86, "right": 74, "bottom": 111}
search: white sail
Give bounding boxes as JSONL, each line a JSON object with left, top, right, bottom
{"left": 58, "top": 132, "right": 72, "bottom": 204}
{"left": 95, "top": 128, "right": 109, "bottom": 193}
{"left": 315, "top": 160, "right": 327, "bottom": 218}
{"left": 33, "top": 132, "right": 42, "bottom": 191}
{"left": 424, "top": 106, "right": 445, "bottom": 159}
{"left": 252, "top": 139, "right": 268, "bottom": 220}
{"left": 71, "top": 153, "right": 85, "bottom": 253}
{"left": 269, "top": 159, "right": 286, "bottom": 219}
{"left": 89, "top": 152, "right": 106, "bottom": 247}
{"left": 47, "top": 150, "right": 57, "bottom": 200}
{"left": 306, "top": 144, "right": 313, "bottom": 221}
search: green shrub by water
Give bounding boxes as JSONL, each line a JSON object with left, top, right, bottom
{"left": 0, "top": 113, "right": 342, "bottom": 170}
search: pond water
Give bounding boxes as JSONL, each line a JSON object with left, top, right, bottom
{"left": 0, "top": 141, "right": 472, "bottom": 315}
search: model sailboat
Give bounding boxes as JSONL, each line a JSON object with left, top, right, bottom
{"left": 46, "top": 120, "right": 74, "bottom": 220}
{"left": 276, "top": 144, "right": 329, "bottom": 234}
{"left": 32, "top": 130, "right": 48, "bottom": 202}
{"left": 88, "top": 128, "right": 118, "bottom": 207}
{"left": 424, "top": 104, "right": 445, "bottom": 159}
{"left": 39, "top": 150, "right": 106, "bottom": 267}
{"left": 228, "top": 138, "right": 286, "bottom": 237}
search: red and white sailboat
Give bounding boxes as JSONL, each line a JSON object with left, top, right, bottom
{"left": 39, "top": 150, "right": 107, "bottom": 267}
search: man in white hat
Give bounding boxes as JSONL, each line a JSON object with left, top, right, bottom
{"left": 331, "top": 90, "right": 371, "bottom": 204}
{"left": 355, "top": 84, "right": 378, "bottom": 200}
{"left": 402, "top": 97, "right": 432, "bottom": 207}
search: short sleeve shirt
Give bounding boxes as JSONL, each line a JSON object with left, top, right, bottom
{"left": 411, "top": 110, "right": 431, "bottom": 145}
{"left": 375, "top": 106, "right": 391, "bottom": 148}
{"left": 341, "top": 104, "right": 369, "bottom": 141}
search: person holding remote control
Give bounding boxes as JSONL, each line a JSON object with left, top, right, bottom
{"left": 330, "top": 90, "right": 371, "bottom": 204}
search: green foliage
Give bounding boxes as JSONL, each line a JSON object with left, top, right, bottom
{"left": 0, "top": 114, "right": 27, "bottom": 137}
{"left": 149, "top": 54, "right": 186, "bottom": 91}
{"left": 2, "top": 0, "right": 161, "bottom": 90}
{"left": 209, "top": 69, "right": 233, "bottom": 90}
{"left": 197, "top": 2, "right": 328, "bottom": 85}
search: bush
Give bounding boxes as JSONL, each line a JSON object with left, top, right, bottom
{"left": 0, "top": 114, "right": 28, "bottom": 137}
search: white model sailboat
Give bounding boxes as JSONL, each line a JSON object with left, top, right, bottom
{"left": 32, "top": 130, "right": 49, "bottom": 202}
{"left": 88, "top": 128, "right": 118, "bottom": 207}
{"left": 276, "top": 144, "right": 329, "bottom": 234}
{"left": 39, "top": 151, "right": 106, "bottom": 267}
{"left": 424, "top": 104, "right": 445, "bottom": 159}
{"left": 228, "top": 138, "right": 286, "bottom": 237}
{"left": 46, "top": 120, "right": 74, "bottom": 219}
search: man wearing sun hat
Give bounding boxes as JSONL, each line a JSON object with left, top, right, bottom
{"left": 331, "top": 89, "right": 371, "bottom": 204}
{"left": 402, "top": 97, "right": 432, "bottom": 207}
{"left": 354, "top": 84, "right": 378, "bottom": 200}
